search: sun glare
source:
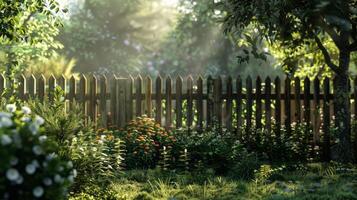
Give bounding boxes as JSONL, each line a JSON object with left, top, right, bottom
{"left": 161, "top": 0, "right": 179, "bottom": 7}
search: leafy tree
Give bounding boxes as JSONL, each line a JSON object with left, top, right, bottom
{"left": 155, "top": 0, "right": 283, "bottom": 77}
{"left": 0, "top": 0, "right": 64, "bottom": 96}
{"left": 59, "top": 0, "right": 178, "bottom": 74}
{"left": 222, "top": 0, "right": 357, "bottom": 162}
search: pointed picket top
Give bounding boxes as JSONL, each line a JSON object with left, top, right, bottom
{"left": 80, "top": 74, "right": 87, "bottom": 83}
{"left": 256, "top": 76, "right": 262, "bottom": 86}
{"left": 176, "top": 75, "right": 183, "bottom": 85}
{"left": 226, "top": 75, "right": 233, "bottom": 91}
{"left": 246, "top": 75, "right": 252, "bottom": 89}
{"left": 156, "top": 75, "right": 162, "bottom": 87}
{"left": 28, "top": 74, "right": 36, "bottom": 97}
{"left": 166, "top": 75, "right": 172, "bottom": 83}
{"left": 18, "top": 74, "right": 26, "bottom": 99}
{"left": 0, "top": 73, "right": 5, "bottom": 90}
{"left": 265, "top": 76, "right": 271, "bottom": 85}
{"left": 187, "top": 75, "right": 194, "bottom": 87}
{"left": 197, "top": 75, "right": 203, "bottom": 84}
{"left": 275, "top": 76, "right": 281, "bottom": 83}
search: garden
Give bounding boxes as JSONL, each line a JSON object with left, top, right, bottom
{"left": 1, "top": 0, "right": 357, "bottom": 200}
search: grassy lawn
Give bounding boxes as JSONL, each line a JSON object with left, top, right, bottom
{"left": 71, "top": 164, "right": 357, "bottom": 200}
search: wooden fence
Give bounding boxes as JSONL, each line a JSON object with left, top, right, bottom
{"left": 4, "top": 74, "right": 357, "bottom": 135}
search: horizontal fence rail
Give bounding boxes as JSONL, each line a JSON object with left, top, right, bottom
{"left": 3, "top": 74, "right": 357, "bottom": 159}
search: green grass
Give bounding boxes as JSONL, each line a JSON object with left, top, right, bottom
{"left": 69, "top": 164, "right": 357, "bottom": 200}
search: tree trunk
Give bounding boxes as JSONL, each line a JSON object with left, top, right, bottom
{"left": 334, "top": 50, "right": 353, "bottom": 163}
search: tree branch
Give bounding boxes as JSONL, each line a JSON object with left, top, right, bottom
{"left": 318, "top": 17, "right": 342, "bottom": 49}
{"left": 313, "top": 34, "right": 340, "bottom": 73}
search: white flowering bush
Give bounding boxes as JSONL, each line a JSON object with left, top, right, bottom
{"left": 0, "top": 105, "right": 76, "bottom": 199}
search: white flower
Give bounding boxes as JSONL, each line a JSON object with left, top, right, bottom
{"left": 1, "top": 134, "right": 12, "bottom": 145}
{"left": 67, "top": 161, "right": 73, "bottom": 168}
{"left": 33, "top": 186, "right": 44, "bottom": 198}
{"left": 39, "top": 135, "right": 47, "bottom": 143}
{"left": 32, "top": 145, "right": 43, "bottom": 155}
{"left": 58, "top": 166, "right": 64, "bottom": 172}
{"left": 46, "top": 153, "right": 56, "bottom": 161}
{"left": 15, "top": 175, "right": 23, "bottom": 184}
{"left": 32, "top": 160, "right": 40, "bottom": 168}
{"left": 43, "top": 177, "right": 53, "bottom": 186}
{"left": 6, "top": 168, "right": 19, "bottom": 181}
{"left": 6, "top": 104, "right": 16, "bottom": 113}
{"left": 0, "top": 112, "right": 12, "bottom": 118}
{"left": 67, "top": 175, "right": 74, "bottom": 183}
{"left": 10, "top": 157, "right": 18, "bottom": 166}
{"left": 21, "top": 116, "right": 31, "bottom": 122}
{"left": 54, "top": 174, "right": 64, "bottom": 183}
{"left": 21, "top": 106, "right": 31, "bottom": 114}
{"left": 25, "top": 163, "right": 36, "bottom": 175}
{"left": 0, "top": 117, "right": 13, "bottom": 128}
{"left": 34, "top": 115, "right": 45, "bottom": 126}
{"left": 29, "top": 123, "right": 39, "bottom": 135}
{"left": 72, "top": 169, "right": 77, "bottom": 178}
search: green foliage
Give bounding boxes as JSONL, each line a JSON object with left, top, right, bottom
{"left": 67, "top": 129, "right": 123, "bottom": 190}
{"left": 116, "top": 116, "right": 176, "bottom": 169}
{"left": 28, "top": 87, "right": 90, "bottom": 145}
{"left": 25, "top": 55, "right": 77, "bottom": 78}
{"left": 59, "top": 0, "right": 177, "bottom": 73}
{"left": 0, "top": 105, "right": 75, "bottom": 199}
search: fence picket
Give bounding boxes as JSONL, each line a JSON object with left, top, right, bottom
{"left": 79, "top": 74, "right": 88, "bottom": 123}
{"left": 197, "top": 76, "right": 204, "bottom": 131}
{"left": 18, "top": 74, "right": 26, "bottom": 100}
{"left": 165, "top": 76, "right": 172, "bottom": 129}
{"left": 236, "top": 76, "right": 243, "bottom": 135}
{"left": 126, "top": 76, "right": 134, "bottom": 123}
{"left": 265, "top": 77, "right": 272, "bottom": 135}
{"left": 100, "top": 75, "right": 107, "bottom": 128}
{"left": 295, "top": 77, "right": 301, "bottom": 123}
{"left": 145, "top": 76, "right": 152, "bottom": 117}
{"left": 48, "top": 74, "right": 56, "bottom": 101}
{"left": 304, "top": 77, "right": 311, "bottom": 125}
{"left": 214, "top": 76, "right": 222, "bottom": 130}
{"left": 256, "top": 76, "right": 262, "bottom": 144}
{"left": 89, "top": 75, "right": 98, "bottom": 124}
{"left": 284, "top": 76, "right": 291, "bottom": 136}
{"left": 155, "top": 76, "right": 162, "bottom": 125}
{"left": 135, "top": 75, "right": 143, "bottom": 117}
{"left": 0, "top": 74, "right": 5, "bottom": 96}
{"left": 313, "top": 77, "right": 320, "bottom": 150}
{"left": 207, "top": 76, "right": 214, "bottom": 127}
{"left": 226, "top": 76, "right": 233, "bottom": 131}
{"left": 187, "top": 76, "right": 193, "bottom": 129}
{"left": 176, "top": 76, "right": 183, "bottom": 128}
{"left": 37, "top": 74, "right": 46, "bottom": 101}
{"left": 246, "top": 76, "right": 253, "bottom": 143}
{"left": 323, "top": 78, "right": 330, "bottom": 161}
{"left": 275, "top": 77, "right": 281, "bottom": 145}
{"left": 28, "top": 74, "right": 36, "bottom": 99}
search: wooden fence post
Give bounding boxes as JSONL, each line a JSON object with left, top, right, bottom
{"left": 187, "top": 76, "right": 194, "bottom": 130}
{"left": 176, "top": 76, "right": 183, "bottom": 128}
{"left": 275, "top": 77, "right": 281, "bottom": 145}
{"left": 79, "top": 74, "right": 87, "bottom": 123}
{"left": 214, "top": 76, "right": 222, "bottom": 130}
{"left": 18, "top": 74, "right": 26, "bottom": 100}
{"left": 165, "top": 76, "right": 172, "bottom": 129}
{"left": 256, "top": 76, "right": 262, "bottom": 143}
{"left": 37, "top": 74, "right": 46, "bottom": 101}
{"left": 323, "top": 77, "right": 331, "bottom": 161}
{"left": 155, "top": 76, "right": 162, "bottom": 125}
{"left": 28, "top": 74, "right": 36, "bottom": 99}
{"left": 265, "top": 77, "right": 272, "bottom": 136}
{"left": 117, "top": 78, "right": 127, "bottom": 128}
{"left": 226, "top": 76, "right": 233, "bottom": 132}
{"left": 135, "top": 75, "right": 143, "bottom": 117}
{"left": 145, "top": 76, "right": 152, "bottom": 117}
{"left": 99, "top": 75, "right": 107, "bottom": 128}
{"left": 197, "top": 76, "right": 204, "bottom": 131}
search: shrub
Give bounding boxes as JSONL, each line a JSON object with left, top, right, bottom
{"left": 0, "top": 105, "right": 76, "bottom": 200}
{"left": 173, "top": 128, "right": 238, "bottom": 173}
{"left": 116, "top": 116, "right": 176, "bottom": 169}
{"left": 66, "top": 129, "right": 123, "bottom": 191}
{"left": 28, "top": 87, "right": 92, "bottom": 145}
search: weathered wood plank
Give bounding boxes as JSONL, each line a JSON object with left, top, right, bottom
{"left": 265, "top": 77, "right": 272, "bottom": 135}
{"left": 79, "top": 74, "right": 88, "bottom": 123}
{"left": 145, "top": 76, "right": 152, "bottom": 117}
{"left": 135, "top": 75, "right": 143, "bottom": 117}
{"left": 176, "top": 76, "right": 183, "bottom": 128}
{"left": 187, "top": 76, "right": 194, "bottom": 129}
{"left": 37, "top": 74, "right": 46, "bottom": 101}
{"left": 246, "top": 76, "right": 253, "bottom": 143}
{"left": 236, "top": 76, "right": 243, "bottom": 135}
{"left": 155, "top": 76, "right": 162, "bottom": 125}
{"left": 100, "top": 75, "right": 107, "bottom": 128}
{"left": 214, "top": 76, "right": 222, "bottom": 130}
{"left": 284, "top": 76, "right": 291, "bottom": 137}
{"left": 275, "top": 77, "right": 281, "bottom": 145}
{"left": 323, "top": 77, "right": 331, "bottom": 161}
{"left": 197, "top": 76, "right": 204, "bottom": 131}
{"left": 294, "top": 77, "right": 301, "bottom": 123}
{"left": 256, "top": 76, "right": 262, "bottom": 144}
{"left": 28, "top": 74, "right": 36, "bottom": 99}
{"left": 226, "top": 76, "right": 233, "bottom": 131}
{"left": 165, "top": 76, "right": 172, "bottom": 129}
